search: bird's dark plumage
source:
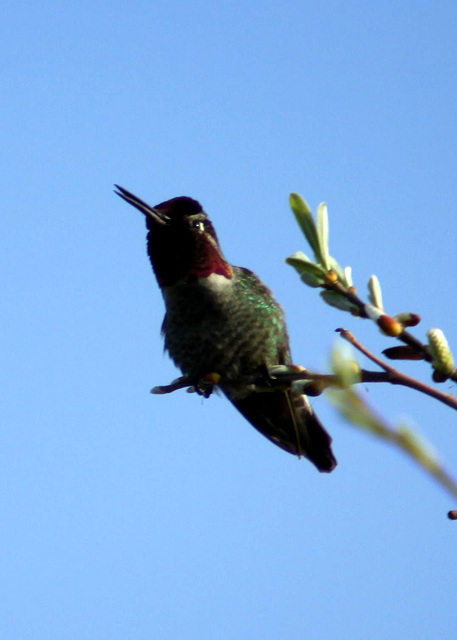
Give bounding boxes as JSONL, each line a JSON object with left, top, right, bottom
{"left": 115, "top": 186, "right": 337, "bottom": 472}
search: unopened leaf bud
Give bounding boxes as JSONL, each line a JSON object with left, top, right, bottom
{"left": 365, "top": 305, "right": 403, "bottom": 336}
{"left": 324, "top": 269, "right": 339, "bottom": 284}
{"left": 394, "top": 312, "right": 421, "bottom": 328}
{"left": 383, "top": 346, "right": 424, "bottom": 361}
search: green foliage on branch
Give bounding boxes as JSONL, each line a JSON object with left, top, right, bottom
{"left": 286, "top": 193, "right": 457, "bottom": 512}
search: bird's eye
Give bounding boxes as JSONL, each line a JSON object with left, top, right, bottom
{"left": 191, "top": 220, "right": 205, "bottom": 231}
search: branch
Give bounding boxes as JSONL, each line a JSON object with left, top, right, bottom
{"left": 329, "top": 281, "right": 457, "bottom": 382}
{"left": 337, "top": 329, "right": 457, "bottom": 410}
{"left": 286, "top": 193, "right": 457, "bottom": 515}
{"left": 287, "top": 193, "right": 457, "bottom": 383}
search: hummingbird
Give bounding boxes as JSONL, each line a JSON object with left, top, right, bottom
{"left": 115, "top": 186, "right": 337, "bottom": 472}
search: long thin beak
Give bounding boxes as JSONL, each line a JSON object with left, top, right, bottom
{"left": 114, "top": 185, "right": 171, "bottom": 225}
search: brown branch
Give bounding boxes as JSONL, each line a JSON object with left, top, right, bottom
{"left": 337, "top": 328, "right": 457, "bottom": 410}
{"left": 327, "top": 281, "right": 457, "bottom": 382}
{"left": 151, "top": 356, "right": 457, "bottom": 412}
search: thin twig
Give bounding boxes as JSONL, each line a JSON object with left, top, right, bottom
{"left": 337, "top": 328, "right": 457, "bottom": 410}
{"left": 328, "top": 281, "right": 457, "bottom": 382}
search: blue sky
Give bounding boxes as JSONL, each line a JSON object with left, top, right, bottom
{"left": 2, "top": 2, "right": 457, "bottom": 638}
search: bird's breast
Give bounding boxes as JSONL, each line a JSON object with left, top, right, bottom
{"left": 161, "top": 272, "right": 288, "bottom": 382}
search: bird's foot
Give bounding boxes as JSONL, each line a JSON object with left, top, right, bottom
{"left": 192, "top": 372, "right": 221, "bottom": 398}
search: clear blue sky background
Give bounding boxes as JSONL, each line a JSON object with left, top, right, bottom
{"left": 2, "top": 2, "right": 456, "bottom": 638}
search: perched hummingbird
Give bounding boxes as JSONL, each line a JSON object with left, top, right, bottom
{"left": 115, "top": 186, "right": 337, "bottom": 472}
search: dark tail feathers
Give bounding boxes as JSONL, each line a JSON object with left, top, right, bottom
{"left": 225, "top": 388, "right": 337, "bottom": 473}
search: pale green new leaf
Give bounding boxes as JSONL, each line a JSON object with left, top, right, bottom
{"left": 329, "top": 388, "right": 457, "bottom": 499}
{"left": 330, "top": 344, "right": 361, "bottom": 388}
{"left": 286, "top": 250, "right": 314, "bottom": 266}
{"left": 289, "top": 193, "right": 322, "bottom": 264}
{"left": 343, "top": 266, "right": 353, "bottom": 288}
{"left": 286, "top": 253, "right": 326, "bottom": 288}
{"left": 397, "top": 425, "right": 440, "bottom": 471}
{"left": 368, "top": 274, "right": 384, "bottom": 311}
{"left": 317, "top": 202, "right": 330, "bottom": 270}
{"left": 299, "top": 269, "right": 326, "bottom": 288}
{"left": 328, "top": 387, "right": 386, "bottom": 435}
{"left": 320, "top": 290, "right": 359, "bottom": 313}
